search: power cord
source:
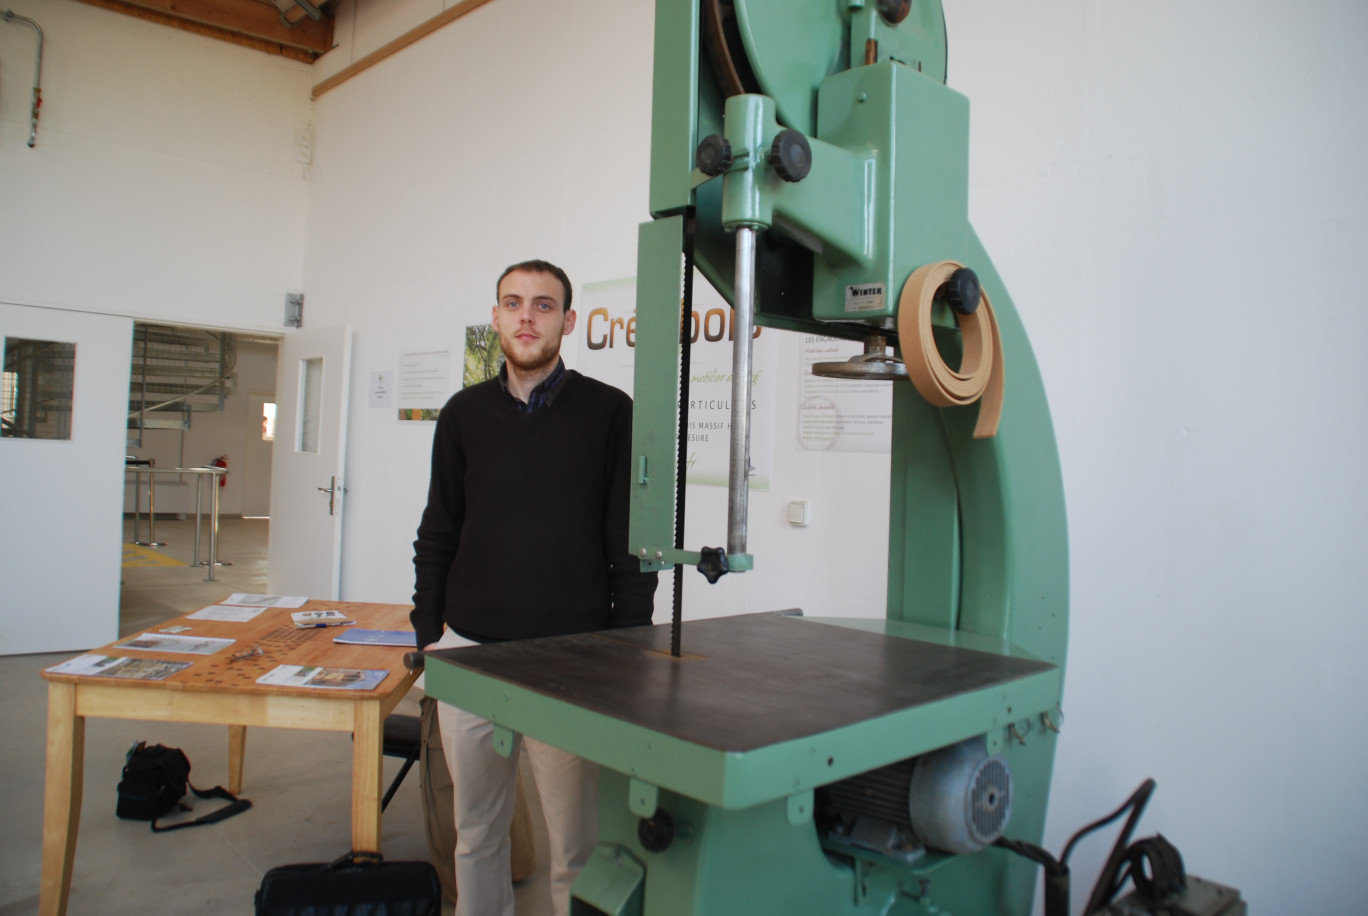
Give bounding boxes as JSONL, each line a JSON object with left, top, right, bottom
{"left": 995, "top": 778, "right": 1177, "bottom": 916}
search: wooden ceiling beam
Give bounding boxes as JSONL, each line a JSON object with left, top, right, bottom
{"left": 312, "top": 0, "right": 498, "bottom": 98}
{"left": 76, "top": 0, "right": 334, "bottom": 62}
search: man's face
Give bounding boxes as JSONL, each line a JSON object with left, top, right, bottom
{"left": 492, "top": 269, "right": 577, "bottom": 374}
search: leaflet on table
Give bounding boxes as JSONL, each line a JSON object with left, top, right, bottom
{"left": 256, "top": 665, "right": 389, "bottom": 690}
{"left": 333, "top": 629, "right": 417, "bottom": 647}
{"left": 220, "top": 593, "right": 310, "bottom": 609}
{"left": 291, "top": 609, "right": 356, "bottom": 628}
{"left": 114, "top": 633, "right": 235, "bottom": 655}
{"left": 187, "top": 604, "right": 267, "bottom": 622}
{"left": 45, "top": 654, "right": 191, "bottom": 681}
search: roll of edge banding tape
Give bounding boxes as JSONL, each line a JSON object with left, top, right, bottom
{"left": 897, "top": 260, "right": 1004, "bottom": 439}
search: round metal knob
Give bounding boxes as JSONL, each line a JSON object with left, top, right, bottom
{"left": 768, "top": 129, "right": 812, "bottom": 182}
{"left": 696, "top": 134, "right": 733, "bottom": 176}
{"left": 638, "top": 809, "right": 676, "bottom": 853}
{"left": 935, "top": 267, "right": 982, "bottom": 315}
{"left": 877, "top": 0, "right": 912, "bottom": 25}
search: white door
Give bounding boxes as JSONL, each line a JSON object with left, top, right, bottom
{"left": 267, "top": 325, "right": 352, "bottom": 599}
{"left": 1, "top": 304, "right": 132, "bottom": 654}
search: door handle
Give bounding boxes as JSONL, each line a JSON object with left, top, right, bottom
{"left": 316, "top": 476, "right": 346, "bottom": 515}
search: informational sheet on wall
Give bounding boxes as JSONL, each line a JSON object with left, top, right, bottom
{"left": 797, "top": 336, "right": 893, "bottom": 453}
{"left": 369, "top": 370, "right": 394, "bottom": 407}
{"left": 397, "top": 347, "right": 454, "bottom": 421}
{"left": 576, "top": 274, "right": 775, "bottom": 490}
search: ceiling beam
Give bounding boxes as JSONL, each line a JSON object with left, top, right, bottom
{"left": 76, "top": 0, "right": 334, "bottom": 62}
{"left": 312, "top": 0, "right": 498, "bottom": 98}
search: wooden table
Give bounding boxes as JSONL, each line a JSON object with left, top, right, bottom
{"left": 39, "top": 600, "right": 421, "bottom": 916}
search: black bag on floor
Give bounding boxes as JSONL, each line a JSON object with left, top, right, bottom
{"left": 116, "top": 741, "right": 251, "bottom": 831}
{"left": 255, "top": 851, "right": 441, "bottom": 916}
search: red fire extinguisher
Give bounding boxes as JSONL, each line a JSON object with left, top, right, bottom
{"left": 210, "top": 455, "right": 228, "bottom": 487}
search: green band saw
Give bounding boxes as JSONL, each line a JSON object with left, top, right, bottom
{"left": 424, "top": 1, "right": 1069, "bottom": 913}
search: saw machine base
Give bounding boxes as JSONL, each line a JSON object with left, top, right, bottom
{"left": 425, "top": 613, "right": 1061, "bottom": 915}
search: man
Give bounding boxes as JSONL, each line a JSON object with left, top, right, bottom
{"left": 412, "top": 258, "right": 657, "bottom": 916}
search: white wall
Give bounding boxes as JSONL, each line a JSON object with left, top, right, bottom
{"left": 300, "top": 1, "right": 1368, "bottom": 912}
{"left": 0, "top": 0, "right": 312, "bottom": 334}
{"left": 1, "top": 1, "right": 311, "bottom": 649}
{"left": 946, "top": 3, "right": 1368, "bottom": 912}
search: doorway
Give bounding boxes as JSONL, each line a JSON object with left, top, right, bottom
{"left": 120, "top": 326, "right": 279, "bottom": 634}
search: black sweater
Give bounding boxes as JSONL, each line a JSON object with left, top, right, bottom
{"left": 410, "top": 370, "right": 657, "bottom": 648}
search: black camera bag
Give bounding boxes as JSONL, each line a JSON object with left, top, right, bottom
{"left": 116, "top": 741, "right": 251, "bottom": 831}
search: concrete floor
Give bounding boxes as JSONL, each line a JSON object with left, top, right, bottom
{"left": 0, "top": 517, "right": 551, "bottom": 915}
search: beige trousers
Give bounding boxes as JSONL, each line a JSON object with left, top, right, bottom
{"left": 433, "top": 629, "right": 598, "bottom": 916}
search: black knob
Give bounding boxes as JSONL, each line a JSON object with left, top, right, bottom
{"left": 935, "top": 267, "right": 982, "bottom": 315}
{"left": 877, "top": 0, "right": 912, "bottom": 24}
{"left": 768, "top": 129, "right": 812, "bottom": 182}
{"left": 697, "top": 547, "right": 729, "bottom": 584}
{"left": 638, "top": 809, "right": 677, "bottom": 853}
{"left": 696, "top": 134, "right": 733, "bottom": 176}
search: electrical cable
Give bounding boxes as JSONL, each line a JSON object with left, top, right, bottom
{"left": 1076, "top": 779, "right": 1158, "bottom": 913}
{"left": 993, "top": 837, "right": 1070, "bottom": 916}
{"left": 1061, "top": 778, "right": 1156, "bottom": 865}
{"left": 994, "top": 778, "right": 1162, "bottom": 916}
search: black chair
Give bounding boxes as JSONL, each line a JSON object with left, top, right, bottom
{"left": 380, "top": 713, "right": 422, "bottom": 812}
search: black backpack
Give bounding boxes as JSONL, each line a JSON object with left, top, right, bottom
{"left": 116, "top": 741, "right": 252, "bottom": 831}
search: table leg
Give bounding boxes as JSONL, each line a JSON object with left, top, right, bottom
{"left": 228, "top": 725, "right": 247, "bottom": 795}
{"left": 40, "top": 682, "right": 84, "bottom": 916}
{"left": 352, "top": 702, "right": 384, "bottom": 853}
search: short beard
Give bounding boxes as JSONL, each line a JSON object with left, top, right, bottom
{"left": 499, "top": 338, "right": 560, "bottom": 376}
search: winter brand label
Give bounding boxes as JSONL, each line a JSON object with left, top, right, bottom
{"left": 844, "top": 282, "right": 886, "bottom": 313}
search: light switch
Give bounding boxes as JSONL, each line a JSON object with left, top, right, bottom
{"left": 787, "top": 500, "right": 810, "bottom": 527}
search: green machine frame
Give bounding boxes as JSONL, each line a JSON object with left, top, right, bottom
{"left": 425, "top": 2, "right": 1068, "bottom": 914}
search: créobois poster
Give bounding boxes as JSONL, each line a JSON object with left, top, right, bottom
{"left": 577, "top": 274, "right": 775, "bottom": 490}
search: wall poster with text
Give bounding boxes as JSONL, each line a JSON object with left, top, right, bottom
{"left": 576, "top": 274, "right": 775, "bottom": 490}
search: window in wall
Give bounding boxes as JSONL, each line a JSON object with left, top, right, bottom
{"left": 261, "top": 402, "right": 277, "bottom": 442}
{"left": 1, "top": 371, "right": 15, "bottom": 421}
{"left": 1, "top": 337, "right": 77, "bottom": 440}
{"left": 298, "top": 358, "right": 322, "bottom": 453}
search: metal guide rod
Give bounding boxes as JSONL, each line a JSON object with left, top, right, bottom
{"left": 726, "top": 226, "right": 758, "bottom": 556}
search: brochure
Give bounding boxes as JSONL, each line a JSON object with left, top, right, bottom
{"left": 333, "top": 629, "right": 417, "bottom": 648}
{"left": 256, "top": 665, "right": 389, "bottom": 691}
{"left": 45, "top": 654, "right": 192, "bottom": 681}
{"left": 291, "top": 609, "right": 356, "bottom": 629}
{"left": 187, "top": 604, "right": 266, "bottom": 622}
{"left": 221, "top": 593, "right": 310, "bottom": 609}
{"left": 114, "top": 633, "right": 235, "bottom": 655}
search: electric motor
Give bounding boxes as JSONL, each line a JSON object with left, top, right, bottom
{"left": 819, "top": 737, "right": 1013, "bottom": 859}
